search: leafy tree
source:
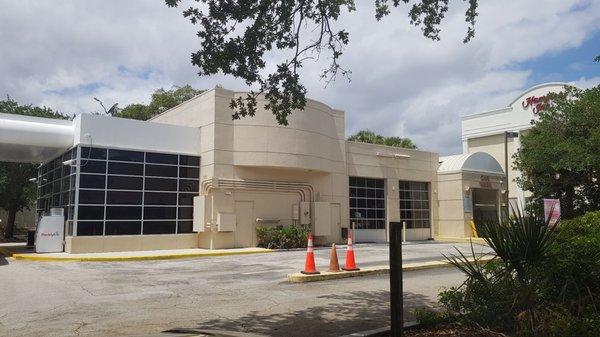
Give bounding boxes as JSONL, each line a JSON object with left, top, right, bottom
{"left": 117, "top": 85, "right": 203, "bottom": 121}
{"left": 514, "top": 85, "right": 600, "bottom": 219}
{"left": 0, "top": 98, "right": 68, "bottom": 238}
{"left": 348, "top": 130, "right": 417, "bottom": 149}
{"left": 165, "top": 0, "right": 479, "bottom": 125}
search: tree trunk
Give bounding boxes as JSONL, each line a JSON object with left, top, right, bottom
{"left": 3, "top": 208, "right": 16, "bottom": 239}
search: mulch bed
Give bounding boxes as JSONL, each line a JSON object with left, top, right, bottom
{"left": 404, "top": 324, "right": 506, "bottom": 337}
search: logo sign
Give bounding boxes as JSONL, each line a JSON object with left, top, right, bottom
{"left": 543, "top": 198, "right": 561, "bottom": 226}
{"left": 522, "top": 95, "right": 547, "bottom": 114}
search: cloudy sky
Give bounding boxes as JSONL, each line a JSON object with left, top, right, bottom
{"left": 1, "top": 0, "right": 599, "bottom": 155}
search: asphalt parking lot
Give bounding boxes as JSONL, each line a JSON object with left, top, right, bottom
{"left": 0, "top": 242, "right": 491, "bottom": 337}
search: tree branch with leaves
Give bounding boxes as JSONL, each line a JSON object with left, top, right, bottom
{"left": 166, "top": 0, "right": 478, "bottom": 125}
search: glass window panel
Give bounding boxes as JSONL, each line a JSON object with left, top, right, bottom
{"left": 177, "top": 221, "right": 193, "bottom": 233}
{"left": 144, "top": 206, "right": 177, "bottom": 220}
{"left": 51, "top": 194, "right": 60, "bottom": 207}
{"left": 78, "top": 206, "right": 104, "bottom": 220}
{"left": 357, "top": 198, "right": 366, "bottom": 208}
{"left": 367, "top": 179, "right": 377, "bottom": 188}
{"left": 80, "top": 160, "right": 106, "bottom": 174}
{"left": 108, "top": 149, "right": 144, "bottom": 162}
{"left": 376, "top": 180, "right": 384, "bottom": 189}
{"left": 108, "top": 162, "right": 143, "bottom": 176}
{"left": 143, "top": 221, "right": 176, "bottom": 234}
{"left": 81, "top": 147, "right": 107, "bottom": 160}
{"left": 145, "top": 164, "right": 177, "bottom": 177}
{"left": 145, "top": 178, "right": 177, "bottom": 191}
{"left": 366, "top": 189, "right": 375, "bottom": 198}
{"left": 106, "top": 191, "right": 142, "bottom": 205}
{"left": 107, "top": 176, "right": 143, "bottom": 190}
{"left": 144, "top": 192, "right": 177, "bottom": 205}
{"left": 179, "top": 179, "right": 199, "bottom": 192}
{"left": 179, "top": 166, "right": 199, "bottom": 179}
{"left": 178, "top": 193, "right": 196, "bottom": 206}
{"left": 106, "top": 206, "right": 142, "bottom": 220}
{"left": 356, "top": 188, "right": 366, "bottom": 197}
{"left": 78, "top": 189, "right": 105, "bottom": 204}
{"left": 105, "top": 221, "right": 141, "bottom": 235}
{"left": 178, "top": 207, "right": 193, "bottom": 220}
{"left": 146, "top": 152, "right": 178, "bottom": 165}
{"left": 77, "top": 221, "right": 104, "bottom": 236}
{"left": 179, "top": 155, "right": 200, "bottom": 166}
{"left": 349, "top": 177, "right": 357, "bottom": 186}
{"left": 349, "top": 198, "right": 356, "bottom": 208}
{"left": 367, "top": 199, "right": 376, "bottom": 208}
{"left": 80, "top": 174, "right": 106, "bottom": 189}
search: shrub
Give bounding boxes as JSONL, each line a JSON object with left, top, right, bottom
{"left": 256, "top": 224, "right": 309, "bottom": 249}
{"left": 436, "top": 209, "right": 600, "bottom": 336}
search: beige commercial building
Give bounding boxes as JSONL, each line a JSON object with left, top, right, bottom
{"left": 1, "top": 85, "right": 521, "bottom": 253}
{"left": 461, "top": 82, "right": 570, "bottom": 210}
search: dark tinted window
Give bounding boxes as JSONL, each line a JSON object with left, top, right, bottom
{"left": 77, "top": 221, "right": 104, "bottom": 236}
{"left": 177, "top": 221, "right": 193, "bottom": 233}
{"left": 78, "top": 206, "right": 104, "bottom": 220}
{"left": 179, "top": 179, "right": 199, "bottom": 192}
{"left": 107, "top": 176, "right": 143, "bottom": 190}
{"left": 144, "top": 192, "right": 177, "bottom": 205}
{"left": 178, "top": 193, "right": 196, "bottom": 206}
{"left": 143, "top": 221, "right": 176, "bottom": 234}
{"left": 144, "top": 207, "right": 177, "bottom": 220}
{"left": 179, "top": 155, "right": 200, "bottom": 166}
{"left": 106, "top": 191, "right": 142, "bottom": 205}
{"left": 145, "top": 164, "right": 177, "bottom": 177}
{"left": 105, "top": 221, "right": 141, "bottom": 235}
{"left": 145, "top": 178, "right": 177, "bottom": 191}
{"left": 106, "top": 206, "right": 142, "bottom": 220}
{"left": 79, "top": 174, "right": 106, "bottom": 189}
{"left": 108, "top": 149, "right": 144, "bottom": 162}
{"left": 179, "top": 166, "right": 199, "bottom": 179}
{"left": 78, "top": 189, "right": 105, "bottom": 204}
{"left": 178, "top": 207, "right": 193, "bottom": 220}
{"left": 81, "top": 147, "right": 107, "bottom": 160}
{"left": 108, "top": 162, "right": 143, "bottom": 176}
{"left": 146, "top": 152, "right": 178, "bottom": 165}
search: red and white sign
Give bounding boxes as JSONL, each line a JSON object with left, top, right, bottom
{"left": 522, "top": 95, "right": 547, "bottom": 114}
{"left": 543, "top": 198, "right": 561, "bottom": 226}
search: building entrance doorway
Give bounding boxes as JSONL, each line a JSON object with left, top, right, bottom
{"left": 472, "top": 188, "right": 499, "bottom": 225}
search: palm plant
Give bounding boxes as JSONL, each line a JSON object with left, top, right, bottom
{"left": 443, "top": 206, "right": 559, "bottom": 335}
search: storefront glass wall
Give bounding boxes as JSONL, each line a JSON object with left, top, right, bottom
{"left": 399, "top": 181, "right": 431, "bottom": 229}
{"left": 349, "top": 177, "right": 386, "bottom": 229}
{"left": 36, "top": 146, "right": 200, "bottom": 236}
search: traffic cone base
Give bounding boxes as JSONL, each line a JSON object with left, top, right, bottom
{"left": 301, "top": 270, "right": 320, "bottom": 275}
{"left": 342, "top": 266, "right": 360, "bottom": 271}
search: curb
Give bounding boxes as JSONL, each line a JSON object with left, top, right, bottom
{"left": 0, "top": 248, "right": 274, "bottom": 262}
{"left": 433, "top": 237, "right": 488, "bottom": 245}
{"left": 340, "top": 321, "right": 419, "bottom": 337}
{"left": 287, "top": 257, "right": 495, "bottom": 283}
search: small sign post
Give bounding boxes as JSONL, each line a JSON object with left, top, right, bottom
{"left": 389, "top": 221, "right": 403, "bottom": 337}
{"left": 543, "top": 198, "right": 561, "bottom": 226}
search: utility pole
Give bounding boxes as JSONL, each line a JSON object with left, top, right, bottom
{"left": 504, "top": 131, "right": 518, "bottom": 218}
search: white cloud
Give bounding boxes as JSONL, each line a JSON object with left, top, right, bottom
{"left": 0, "top": 0, "right": 598, "bottom": 155}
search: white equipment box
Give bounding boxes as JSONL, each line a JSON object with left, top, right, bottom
{"left": 35, "top": 208, "right": 65, "bottom": 253}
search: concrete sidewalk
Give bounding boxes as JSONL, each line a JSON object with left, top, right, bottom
{"left": 0, "top": 243, "right": 273, "bottom": 261}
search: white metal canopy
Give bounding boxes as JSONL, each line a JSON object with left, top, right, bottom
{"left": 438, "top": 152, "right": 505, "bottom": 176}
{"left": 0, "top": 113, "right": 74, "bottom": 163}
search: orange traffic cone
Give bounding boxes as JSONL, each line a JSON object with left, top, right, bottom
{"left": 342, "top": 232, "right": 360, "bottom": 271}
{"left": 328, "top": 243, "right": 341, "bottom": 272}
{"left": 301, "top": 233, "right": 320, "bottom": 275}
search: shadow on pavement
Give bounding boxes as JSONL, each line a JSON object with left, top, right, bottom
{"left": 0, "top": 255, "right": 8, "bottom": 266}
{"left": 179, "top": 290, "right": 435, "bottom": 337}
